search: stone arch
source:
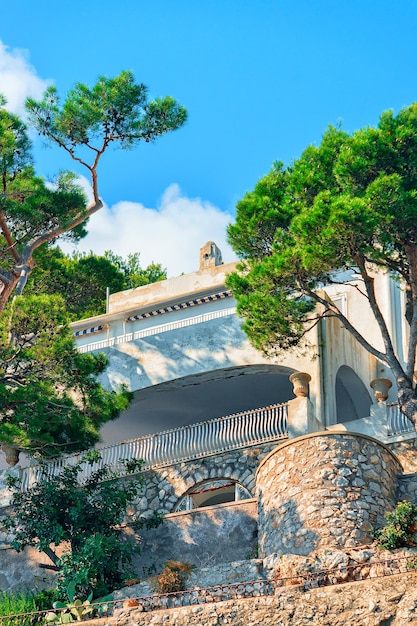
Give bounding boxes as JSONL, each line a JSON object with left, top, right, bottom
{"left": 173, "top": 456, "right": 255, "bottom": 502}
{"left": 335, "top": 365, "right": 372, "bottom": 424}
{"left": 136, "top": 446, "right": 263, "bottom": 516}
{"left": 174, "top": 477, "right": 253, "bottom": 512}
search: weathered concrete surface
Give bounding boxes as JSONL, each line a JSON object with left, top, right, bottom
{"left": 79, "top": 572, "right": 417, "bottom": 625}
{"left": 0, "top": 544, "right": 56, "bottom": 591}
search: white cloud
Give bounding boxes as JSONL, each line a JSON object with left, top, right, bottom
{"left": 0, "top": 41, "right": 51, "bottom": 115}
{"left": 61, "top": 181, "right": 236, "bottom": 277}
{"left": 0, "top": 41, "right": 236, "bottom": 277}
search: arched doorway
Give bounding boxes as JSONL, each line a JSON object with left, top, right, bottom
{"left": 335, "top": 365, "right": 372, "bottom": 423}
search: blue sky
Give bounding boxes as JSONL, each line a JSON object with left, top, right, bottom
{"left": 1, "top": 1, "right": 417, "bottom": 275}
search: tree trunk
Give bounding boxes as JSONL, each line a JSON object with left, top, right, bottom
{"left": 397, "top": 377, "right": 417, "bottom": 432}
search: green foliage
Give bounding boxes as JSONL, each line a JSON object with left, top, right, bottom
{"left": 4, "top": 454, "right": 162, "bottom": 599}
{"left": 0, "top": 588, "right": 57, "bottom": 625}
{"left": 152, "top": 560, "right": 193, "bottom": 594}
{"left": 45, "top": 584, "right": 94, "bottom": 623}
{"left": 26, "top": 71, "right": 187, "bottom": 152}
{"left": 27, "top": 247, "right": 167, "bottom": 320}
{"left": 0, "top": 294, "right": 131, "bottom": 456}
{"left": 0, "top": 589, "right": 38, "bottom": 618}
{"left": 0, "top": 98, "right": 32, "bottom": 192}
{"left": 103, "top": 251, "right": 167, "bottom": 291}
{"left": 0, "top": 72, "right": 186, "bottom": 311}
{"left": 374, "top": 500, "right": 417, "bottom": 550}
{"left": 227, "top": 103, "right": 417, "bottom": 421}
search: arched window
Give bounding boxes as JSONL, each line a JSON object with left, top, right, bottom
{"left": 175, "top": 479, "right": 252, "bottom": 512}
{"left": 335, "top": 365, "right": 372, "bottom": 424}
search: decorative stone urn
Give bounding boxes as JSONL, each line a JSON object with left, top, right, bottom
{"left": 370, "top": 378, "right": 392, "bottom": 403}
{"left": 289, "top": 372, "right": 311, "bottom": 397}
{"left": 1, "top": 444, "right": 20, "bottom": 467}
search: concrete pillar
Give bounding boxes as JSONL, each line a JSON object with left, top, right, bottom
{"left": 287, "top": 396, "right": 321, "bottom": 438}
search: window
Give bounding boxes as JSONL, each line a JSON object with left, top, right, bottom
{"left": 175, "top": 479, "right": 252, "bottom": 512}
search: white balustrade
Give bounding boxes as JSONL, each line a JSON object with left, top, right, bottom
{"left": 77, "top": 308, "right": 236, "bottom": 354}
{"left": 17, "top": 403, "right": 288, "bottom": 492}
{"left": 387, "top": 403, "right": 414, "bottom": 436}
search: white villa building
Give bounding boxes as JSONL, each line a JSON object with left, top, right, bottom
{"left": 0, "top": 241, "right": 416, "bottom": 591}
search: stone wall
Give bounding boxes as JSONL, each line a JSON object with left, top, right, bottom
{"left": 81, "top": 572, "right": 417, "bottom": 626}
{"left": 398, "top": 472, "right": 417, "bottom": 503}
{"left": 134, "top": 500, "right": 258, "bottom": 574}
{"left": 256, "top": 432, "right": 401, "bottom": 557}
{"left": 130, "top": 441, "right": 279, "bottom": 517}
{"left": 388, "top": 437, "right": 417, "bottom": 473}
{"left": 0, "top": 440, "right": 276, "bottom": 592}
{"left": 0, "top": 543, "right": 56, "bottom": 591}
{"left": 1, "top": 431, "right": 416, "bottom": 594}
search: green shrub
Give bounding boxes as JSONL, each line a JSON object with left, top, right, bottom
{"left": 44, "top": 582, "right": 94, "bottom": 623}
{"left": 374, "top": 500, "right": 417, "bottom": 549}
{"left": 0, "top": 589, "right": 36, "bottom": 615}
{"left": 5, "top": 453, "right": 163, "bottom": 600}
{"left": 0, "top": 589, "right": 44, "bottom": 625}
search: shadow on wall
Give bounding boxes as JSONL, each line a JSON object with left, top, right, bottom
{"left": 131, "top": 501, "right": 258, "bottom": 576}
{"left": 274, "top": 498, "right": 321, "bottom": 556}
{"left": 99, "top": 315, "right": 264, "bottom": 393}
{"left": 256, "top": 491, "right": 321, "bottom": 558}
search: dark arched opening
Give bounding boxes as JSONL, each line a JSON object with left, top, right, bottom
{"left": 335, "top": 365, "right": 372, "bottom": 423}
{"left": 175, "top": 479, "right": 252, "bottom": 512}
{"left": 99, "top": 365, "right": 295, "bottom": 445}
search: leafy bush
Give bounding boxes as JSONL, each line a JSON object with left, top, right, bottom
{"left": 152, "top": 560, "right": 193, "bottom": 594}
{"left": 45, "top": 582, "right": 94, "bottom": 623}
{"left": 56, "top": 533, "right": 139, "bottom": 599}
{"left": 4, "top": 453, "right": 163, "bottom": 599}
{"left": 374, "top": 500, "right": 417, "bottom": 549}
{"left": 0, "top": 589, "right": 37, "bottom": 616}
{"left": 0, "top": 588, "right": 54, "bottom": 625}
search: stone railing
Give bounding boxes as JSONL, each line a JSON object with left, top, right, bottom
{"left": 11, "top": 403, "right": 288, "bottom": 493}
{"left": 77, "top": 307, "right": 236, "bottom": 354}
{"left": 387, "top": 403, "right": 414, "bottom": 436}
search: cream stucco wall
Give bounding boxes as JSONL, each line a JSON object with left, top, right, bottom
{"left": 71, "top": 250, "right": 408, "bottom": 438}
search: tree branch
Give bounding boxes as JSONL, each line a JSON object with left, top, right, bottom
{"left": 404, "top": 244, "right": 417, "bottom": 378}
{"left": 303, "top": 283, "right": 405, "bottom": 376}
{"left": 13, "top": 198, "right": 103, "bottom": 298}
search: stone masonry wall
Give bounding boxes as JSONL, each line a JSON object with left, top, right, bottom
{"left": 0, "top": 441, "right": 278, "bottom": 591}
{"left": 388, "top": 438, "right": 417, "bottom": 473}
{"left": 256, "top": 432, "right": 401, "bottom": 557}
{"left": 398, "top": 473, "right": 417, "bottom": 503}
{"left": 129, "top": 440, "right": 280, "bottom": 517}
{"left": 82, "top": 572, "right": 417, "bottom": 626}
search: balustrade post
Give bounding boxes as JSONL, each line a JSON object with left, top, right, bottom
{"left": 287, "top": 396, "right": 319, "bottom": 438}
{"left": 287, "top": 373, "right": 321, "bottom": 437}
